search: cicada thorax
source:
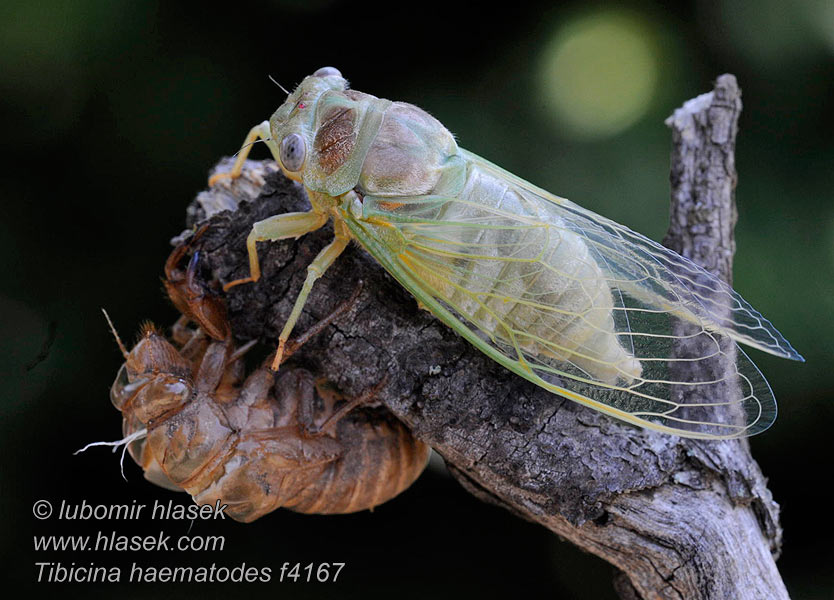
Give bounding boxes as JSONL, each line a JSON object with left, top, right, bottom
{"left": 279, "top": 76, "right": 459, "bottom": 201}
{"left": 355, "top": 100, "right": 459, "bottom": 197}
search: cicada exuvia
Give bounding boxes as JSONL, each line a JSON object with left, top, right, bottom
{"left": 103, "top": 238, "right": 428, "bottom": 522}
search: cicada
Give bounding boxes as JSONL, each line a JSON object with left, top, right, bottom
{"left": 210, "top": 67, "right": 802, "bottom": 440}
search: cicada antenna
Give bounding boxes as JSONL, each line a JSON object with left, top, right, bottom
{"left": 101, "top": 308, "right": 129, "bottom": 360}
{"left": 268, "top": 74, "right": 291, "bottom": 97}
{"left": 232, "top": 137, "right": 272, "bottom": 159}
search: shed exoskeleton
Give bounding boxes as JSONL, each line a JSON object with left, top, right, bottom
{"left": 108, "top": 236, "right": 429, "bottom": 522}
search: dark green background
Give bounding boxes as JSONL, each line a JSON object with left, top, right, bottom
{"left": 3, "top": 1, "right": 831, "bottom": 598}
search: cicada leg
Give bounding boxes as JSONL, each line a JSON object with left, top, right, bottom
{"left": 170, "top": 315, "right": 193, "bottom": 346}
{"left": 166, "top": 224, "right": 231, "bottom": 341}
{"left": 207, "top": 121, "right": 280, "bottom": 186}
{"left": 222, "top": 210, "right": 330, "bottom": 291}
{"left": 304, "top": 375, "right": 390, "bottom": 438}
{"left": 171, "top": 315, "right": 212, "bottom": 363}
{"left": 164, "top": 223, "right": 211, "bottom": 282}
{"left": 277, "top": 282, "right": 363, "bottom": 363}
{"left": 271, "top": 220, "right": 352, "bottom": 370}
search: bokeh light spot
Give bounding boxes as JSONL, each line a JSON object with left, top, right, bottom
{"left": 537, "top": 11, "right": 659, "bottom": 140}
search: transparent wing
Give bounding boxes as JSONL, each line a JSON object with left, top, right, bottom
{"left": 343, "top": 149, "right": 800, "bottom": 439}
{"left": 463, "top": 150, "right": 802, "bottom": 361}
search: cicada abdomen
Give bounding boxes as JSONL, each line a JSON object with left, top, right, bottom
{"left": 190, "top": 368, "right": 430, "bottom": 518}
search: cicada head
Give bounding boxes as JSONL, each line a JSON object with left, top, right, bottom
{"left": 269, "top": 67, "right": 462, "bottom": 200}
{"left": 268, "top": 67, "right": 347, "bottom": 180}
{"left": 269, "top": 67, "right": 388, "bottom": 197}
{"left": 110, "top": 324, "right": 193, "bottom": 423}
{"left": 125, "top": 323, "right": 191, "bottom": 378}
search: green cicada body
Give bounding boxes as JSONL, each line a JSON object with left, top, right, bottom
{"left": 213, "top": 67, "right": 802, "bottom": 440}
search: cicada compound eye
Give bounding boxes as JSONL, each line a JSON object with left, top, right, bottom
{"left": 280, "top": 133, "right": 306, "bottom": 172}
{"left": 313, "top": 66, "right": 342, "bottom": 78}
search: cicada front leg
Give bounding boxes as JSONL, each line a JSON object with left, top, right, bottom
{"left": 207, "top": 121, "right": 280, "bottom": 187}
{"left": 165, "top": 225, "right": 230, "bottom": 341}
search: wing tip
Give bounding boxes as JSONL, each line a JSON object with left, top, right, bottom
{"left": 770, "top": 340, "right": 805, "bottom": 363}
{"left": 787, "top": 345, "right": 806, "bottom": 363}
{"left": 734, "top": 330, "right": 804, "bottom": 363}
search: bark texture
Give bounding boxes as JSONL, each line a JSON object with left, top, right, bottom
{"left": 177, "top": 74, "right": 787, "bottom": 599}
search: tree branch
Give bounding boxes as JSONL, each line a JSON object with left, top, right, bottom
{"left": 179, "top": 74, "right": 787, "bottom": 599}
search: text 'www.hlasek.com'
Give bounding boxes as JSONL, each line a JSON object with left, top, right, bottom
{"left": 32, "top": 499, "right": 346, "bottom": 583}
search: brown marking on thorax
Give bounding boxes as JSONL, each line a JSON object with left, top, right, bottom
{"left": 314, "top": 106, "right": 357, "bottom": 175}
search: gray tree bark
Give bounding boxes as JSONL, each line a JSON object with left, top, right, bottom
{"left": 178, "top": 74, "right": 788, "bottom": 599}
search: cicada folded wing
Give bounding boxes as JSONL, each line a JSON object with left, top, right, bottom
{"left": 343, "top": 150, "right": 801, "bottom": 439}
